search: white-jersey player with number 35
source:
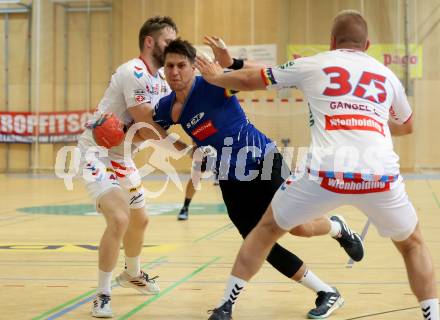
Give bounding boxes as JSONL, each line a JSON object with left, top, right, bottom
{"left": 77, "top": 16, "right": 189, "bottom": 318}
{"left": 196, "top": 10, "right": 438, "bottom": 320}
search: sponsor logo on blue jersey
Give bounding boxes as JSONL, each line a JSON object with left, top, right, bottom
{"left": 186, "top": 112, "right": 205, "bottom": 128}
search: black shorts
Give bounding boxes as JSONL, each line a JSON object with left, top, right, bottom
{"left": 219, "top": 152, "right": 287, "bottom": 238}
{"left": 200, "top": 157, "right": 207, "bottom": 172}
{"left": 219, "top": 152, "right": 305, "bottom": 278}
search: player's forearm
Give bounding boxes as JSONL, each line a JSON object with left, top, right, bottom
{"left": 227, "top": 58, "right": 266, "bottom": 70}
{"left": 132, "top": 129, "right": 162, "bottom": 142}
{"left": 388, "top": 120, "right": 413, "bottom": 136}
{"left": 152, "top": 124, "right": 191, "bottom": 152}
{"left": 132, "top": 125, "right": 190, "bottom": 153}
{"left": 243, "top": 60, "right": 267, "bottom": 69}
{"left": 132, "top": 131, "right": 144, "bottom": 142}
{"left": 173, "top": 140, "right": 191, "bottom": 153}
{"left": 135, "top": 126, "right": 166, "bottom": 141}
{"left": 212, "top": 69, "right": 266, "bottom": 91}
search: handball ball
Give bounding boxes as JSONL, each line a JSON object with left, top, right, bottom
{"left": 92, "top": 113, "right": 125, "bottom": 148}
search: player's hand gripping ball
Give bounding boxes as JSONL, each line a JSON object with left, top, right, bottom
{"left": 92, "top": 113, "right": 126, "bottom": 148}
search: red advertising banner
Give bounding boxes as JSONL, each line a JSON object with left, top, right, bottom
{"left": 0, "top": 110, "right": 93, "bottom": 143}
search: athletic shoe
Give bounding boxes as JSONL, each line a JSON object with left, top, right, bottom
{"left": 91, "top": 293, "right": 113, "bottom": 318}
{"left": 331, "top": 215, "right": 364, "bottom": 261}
{"left": 307, "top": 287, "right": 344, "bottom": 319}
{"left": 207, "top": 300, "right": 233, "bottom": 320}
{"left": 115, "top": 270, "right": 160, "bottom": 295}
{"left": 178, "top": 207, "right": 189, "bottom": 221}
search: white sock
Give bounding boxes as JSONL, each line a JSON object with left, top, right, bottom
{"left": 298, "top": 268, "right": 334, "bottom": 293}
{"left": 420, "top": 298, "right": 439, "bottom": 320}
{"left": 218, "top": 275, "right": 247, "bottom": 308}
{"left": 329, "top": 218, "right": 342, "bottom": 238}
{"left": 125, "top": 256, "right": 141, "bottom": 277}
{"left": 98, "top": 270, "right": 112, "bottom": 295}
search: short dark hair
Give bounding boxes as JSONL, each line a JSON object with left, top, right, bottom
{"left": 164, "top": 38, "right": 196, "bottom": 63}
{"left": 138, "top": 16, "right": 178, "bottom": 51}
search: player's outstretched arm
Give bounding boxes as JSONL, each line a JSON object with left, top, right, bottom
{"left": 195, "top": 54, "right": 266, "bottom": 91}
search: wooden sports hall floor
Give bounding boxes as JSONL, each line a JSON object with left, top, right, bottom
{"left": 0, "top": 173, "right": 439, "bottom": 319}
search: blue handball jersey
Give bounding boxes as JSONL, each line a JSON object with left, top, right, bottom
{"left": 153, "top": 76, "right": 274, "bottom": 181}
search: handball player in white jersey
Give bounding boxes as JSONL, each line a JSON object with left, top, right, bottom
{"left": 197, "top": 10, "right": 438, "bottom": 320}
{"left": 77, "top": 16, "right": 188, "bottom": 318}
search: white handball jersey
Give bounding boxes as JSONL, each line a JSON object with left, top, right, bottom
{"left": 93, "top": 57, "right": 171, "bottom": 126}
{"left": 261, "top": 49, "right": 412, "bottom": 177}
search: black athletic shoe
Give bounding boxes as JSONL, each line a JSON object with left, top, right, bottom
{"left": 307, "top": 287, "right": 344, "bottom": 319}
{"left": 177, "top": 207, "right": 189, "bottom": 221}
{"left": 207, "top": 300, "right": 233, "bottom": 320}
{"left": 330, "top": 215, "right": 364, "bottom": 262}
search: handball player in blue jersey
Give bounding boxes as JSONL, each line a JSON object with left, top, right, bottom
{"left": 153, "top": 38, "right": 364, "bottom": 319}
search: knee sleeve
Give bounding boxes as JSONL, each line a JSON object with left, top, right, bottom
{"left": 266, "top": 243, "right": 304, "bottom": 278}
{"left": 128, "top": 184, "right": 146, "bottom": 209}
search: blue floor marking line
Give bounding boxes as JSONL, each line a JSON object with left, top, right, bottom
{"left": 47, "top": 295, "right": 95, "bottom": 320}
{"left": 44, "top": 258, "right": 167, "bottom": 319}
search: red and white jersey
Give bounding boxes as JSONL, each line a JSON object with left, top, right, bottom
{"left": 93, "top": 57, "right": 171, "bottom": 126}
{"left": 262, "top": 49, "right": 412, "bottom": 177}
